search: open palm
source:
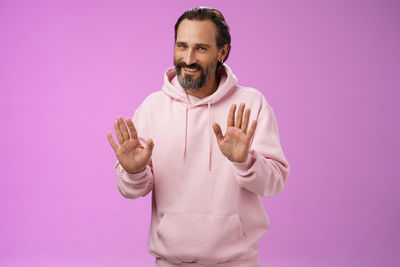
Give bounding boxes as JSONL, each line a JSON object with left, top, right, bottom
{"left": 213, "top": 103, "right": 257, "bottom": 163}
{"left": 106, "top": 117, "right": 154, "bottom": 174}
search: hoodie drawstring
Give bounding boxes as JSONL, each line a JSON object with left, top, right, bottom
{"left": 183, "top": 101, "right": 188, "bottom": 160}
{"left": 208, "top": 101, "right": 212, "bottom": 171}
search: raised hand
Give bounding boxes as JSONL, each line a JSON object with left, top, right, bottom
{"left": 212, "top": 103, "right": 257, "bottom": 163}
{"left": 106, "top": 117, "right": 154, "bottom": 174}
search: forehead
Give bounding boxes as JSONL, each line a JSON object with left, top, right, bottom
{"left": 176, "top": 19, "right": 217, "bottom": 46}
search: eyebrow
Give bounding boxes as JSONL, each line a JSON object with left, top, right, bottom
{"left": 176, "top": 41, "right": 211, "bottom": 48}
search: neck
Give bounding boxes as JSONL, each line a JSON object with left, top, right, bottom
{"left": 185, "top": 74, "right": 220, "bottom": 99}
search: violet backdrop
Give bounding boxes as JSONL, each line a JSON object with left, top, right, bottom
{"left": 1, "top": 0, "right": 399, "bottom": 266}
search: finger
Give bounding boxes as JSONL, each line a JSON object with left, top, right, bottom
{"left": 241, "top": 109, "right": 250, "bottom": 133}
{"left": 227, "top": 104, "right": 236, "bottom": 127}
{"left": 212, "top": 123, "right": 224, "bottom": 143}
{"left": 246, "top": 120, "right": 258, "bottom": 141}
{"left": 114, "top": 120, "right": 124, "bottom": 145}
{"left": 118, "top": 116, "right": 130, "bottom": 140}
{"left": 106, "top": 131, "right": 119, "bottom": 152}
{"left": 125, "top": 118, "right": 139, "bottom": 141}
{"left": 235, "top": 103, "right": 245, "bottom": 128}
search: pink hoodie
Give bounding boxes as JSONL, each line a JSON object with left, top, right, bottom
{"left": 114, "top": 64, "right": 290, "bottom": 266}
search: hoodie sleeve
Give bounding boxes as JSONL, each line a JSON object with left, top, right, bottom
{"left": 230, "top": 96, "right": 290, "bottom": 197}
{"left": 115, "top": 158, "right": 154, "bottom": 199}
{"left": 114, "top": 99, "right": 154, "bottom": 199}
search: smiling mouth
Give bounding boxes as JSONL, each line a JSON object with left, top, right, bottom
{"left": 183, "top": 67, "right": 199, "bottom": 73}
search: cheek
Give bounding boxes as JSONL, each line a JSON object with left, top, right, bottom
{"left": 174, "top": 50, "right": 185, "bottom": 61}
{"left": 203, "top": 52, "right": 218, "bottom": 62}
{"left": 203, "top": 55, "right": 218, "bottom": 67}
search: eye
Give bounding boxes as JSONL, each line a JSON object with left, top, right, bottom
{"left": 176, "top": 43, "right": 186, "bottom": 49}
{"left": 198, "top": 47, "right": 206, "bottom": 51}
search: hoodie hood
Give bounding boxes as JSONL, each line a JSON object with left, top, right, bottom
{"left": 161, "top": 64, "right": 238, "bottom": 171}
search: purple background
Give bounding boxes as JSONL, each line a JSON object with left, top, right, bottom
{"left": 1, "top": 0, "right": 399, "bottom": 266}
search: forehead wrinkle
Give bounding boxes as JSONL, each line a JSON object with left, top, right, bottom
{"left": 176, "top": 35, "right": 213, "bottom": 47}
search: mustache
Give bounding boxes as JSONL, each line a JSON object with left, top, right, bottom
{"left": 175, "top": 61, "right": 203, "bottom": 71}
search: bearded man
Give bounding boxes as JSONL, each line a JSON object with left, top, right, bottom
{"left": 107, "top": 7, "right": 290, "bottom": 267}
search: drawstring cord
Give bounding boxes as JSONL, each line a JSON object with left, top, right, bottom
{"left": 183, "top": 98, "right": 189, "bottom": 160}
{"left": 208, "top": 101, "right": 212, "bottom": 171}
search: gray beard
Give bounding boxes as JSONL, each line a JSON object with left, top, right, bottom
{"left": 175, "top": 61, "right": 217, "bottom": 90}
{"left": 177, "top": 71, "right": 207, "bottom": 90}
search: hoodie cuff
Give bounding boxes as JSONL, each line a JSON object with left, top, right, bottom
{"left": 114, "top": 161, "right": 147, "bottom": 181}
{"left": 231, "top": 152, "right": 255, "bottom": 172}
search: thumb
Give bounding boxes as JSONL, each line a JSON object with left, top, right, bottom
{"left": 212, "top": 123, "right": 224, "bottom": 143}
{"left": 145, "top": 138, "right": 154, "bottom": 155}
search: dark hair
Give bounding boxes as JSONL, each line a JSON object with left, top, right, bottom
{"left": 174, "top": 7, "right": 231, "bottom": 69}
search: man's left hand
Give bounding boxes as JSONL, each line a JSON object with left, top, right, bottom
{"left": 212, "top": 103, "right": 257, "bottom": 163}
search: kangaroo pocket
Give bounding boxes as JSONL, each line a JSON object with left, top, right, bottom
{"left": 154, "top": 213, "right": 249, "bottom": 265}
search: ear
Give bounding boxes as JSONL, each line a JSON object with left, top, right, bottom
{"left": 218, "top": 44, "right": 230, "bottom": 62}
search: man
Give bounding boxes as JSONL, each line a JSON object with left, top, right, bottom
{"left": 106, "top": 7, "right": 290, "bottom": 267}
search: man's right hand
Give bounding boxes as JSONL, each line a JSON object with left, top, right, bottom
{"left": 106, "top": 117, "right": 154, "bottom": 174}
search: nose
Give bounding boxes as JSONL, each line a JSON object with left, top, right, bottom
{"left": 184, "top": 48, "right": 196, "bottom": 66}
